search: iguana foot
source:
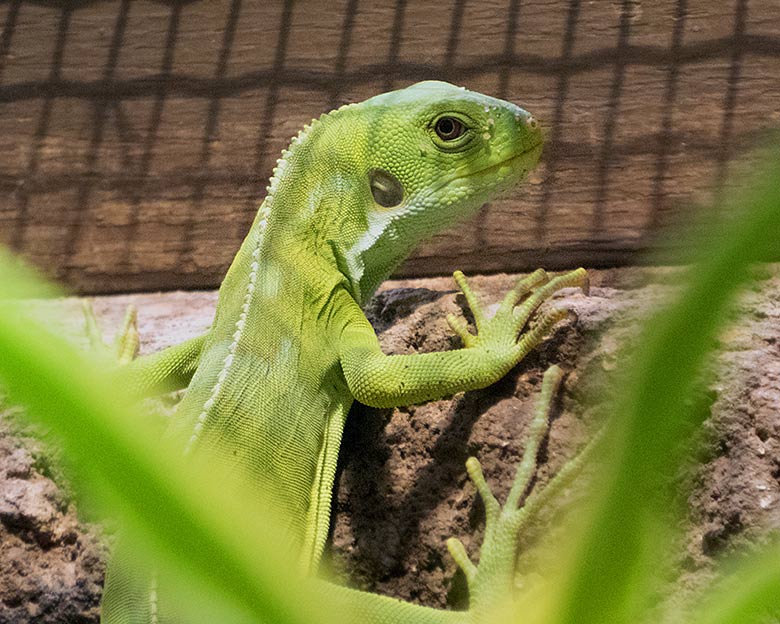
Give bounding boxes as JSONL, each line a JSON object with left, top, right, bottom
{"left": 446, "top": 268, "right": 588, "bottom": 370}
{"left": 81, "top": 300, "right": 139, "bottom": 365}
{"left": 446, "top": 365, "right": 601, "bottom": 617}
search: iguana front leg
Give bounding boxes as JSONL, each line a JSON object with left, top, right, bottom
{"left": 339, "top": 268, "right": 588, "bottom": 408}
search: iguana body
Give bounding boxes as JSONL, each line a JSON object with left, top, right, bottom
{"left": 100, "top": 81, "right": 588, "bottom": 623}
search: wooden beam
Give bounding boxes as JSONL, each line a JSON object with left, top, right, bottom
{"left": 0, "top": 0, "right": 778, "bottom": 293}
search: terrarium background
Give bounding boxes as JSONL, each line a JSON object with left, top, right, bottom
{"left": 0, "top": 0, "right": 778, "bottom": 294}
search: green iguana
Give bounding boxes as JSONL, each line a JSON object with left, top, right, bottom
{"left": 98, "top": 80, "right": 589, "bottom": 623}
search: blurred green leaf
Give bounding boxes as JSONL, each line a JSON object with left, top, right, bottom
{"left": 0, "top": 246, "right": 61, "bottom": 299}
{"left": 0, "top": 260, "right": 328, "bottom": 624}
{"left": 550, "top": 154, "right": 780, "bottom": 624}
{"left": 683, "top": 543, "right": 780, "bottom": 624}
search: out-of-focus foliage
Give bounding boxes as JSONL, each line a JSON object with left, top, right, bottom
{"left": 0, "top": 264, "right": 330, "bottom": 624}
{"left": 544, "top": 157, "right": 780, "bottom": 624}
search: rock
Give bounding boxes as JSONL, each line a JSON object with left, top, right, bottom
{"left": 0, "top": 428, "right": 106, "bottom": 624}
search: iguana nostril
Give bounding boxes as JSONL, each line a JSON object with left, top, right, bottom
{"left": 525, "top": 115, "right": 539, "bottom": 130}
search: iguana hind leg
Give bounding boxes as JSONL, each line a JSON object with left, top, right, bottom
{"left": 447, "top": 365, "right": 602, "bottom": 617}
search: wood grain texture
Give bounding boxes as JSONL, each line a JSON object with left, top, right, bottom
{"left": 0, "top": 0, "right": 778, "bottom": 294}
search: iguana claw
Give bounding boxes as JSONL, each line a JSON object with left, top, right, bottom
{"left": 448, "top": 269, "right": 588, "bottom": 372}
{"left": 81, "top": 300, "right": 139, "bottom": 365}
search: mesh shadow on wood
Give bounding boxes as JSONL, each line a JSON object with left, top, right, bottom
{"left": 0, "top": 0, "right": 778, "bottom": 293}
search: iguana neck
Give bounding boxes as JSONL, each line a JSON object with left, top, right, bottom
{"left": 226, "top": 105, "right": 414, "bottom": 307}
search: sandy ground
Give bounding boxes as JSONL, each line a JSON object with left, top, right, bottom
{"left": 1, "top": 266, "right": 779, "bottom": 622}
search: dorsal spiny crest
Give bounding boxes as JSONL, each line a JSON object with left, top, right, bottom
{"left": 263, "top": 100, "right": 359, "bottom": 209}
{"left": 263, "top": 114, "right": 322, "bottom": 208}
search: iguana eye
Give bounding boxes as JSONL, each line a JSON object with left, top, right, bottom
{"left": 435, "top": 117, "right": 464, "bottom": 141}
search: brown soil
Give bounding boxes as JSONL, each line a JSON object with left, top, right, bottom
{"left": 0, "top": 423, "right": 106, "bottom": 623}
{"left": 1, "top": 266, "right": 779, "bottom": 622}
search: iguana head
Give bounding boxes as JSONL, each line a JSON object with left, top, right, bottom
{"left": 360, "top": 80, "right": 542, "bottom": 222}
{"left": 273, "top": 81, "right": 543, "bottom": 302}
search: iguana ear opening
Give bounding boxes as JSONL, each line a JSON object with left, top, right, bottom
{"left": 369, "top": 168, "right": 404, "bottom": 208}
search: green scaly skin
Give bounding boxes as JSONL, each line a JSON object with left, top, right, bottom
{"left": 99, "top": 81, "right": 589, "bottom": 623}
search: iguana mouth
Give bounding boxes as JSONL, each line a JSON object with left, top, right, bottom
{"left": 465, "top": 140, "right": 544, "bottom": 180}
{"left": 423, "top": 140, "right": 544, "bottom": 201}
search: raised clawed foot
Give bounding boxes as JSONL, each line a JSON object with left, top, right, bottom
{"left": 81, "top": 300, "right": 139, "bottom": 365}
{"left": 446, "top": 267, "right": 589, "bottom": 373}
{"left": 447, "top": 366, "right": 602, "bottom": 618}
